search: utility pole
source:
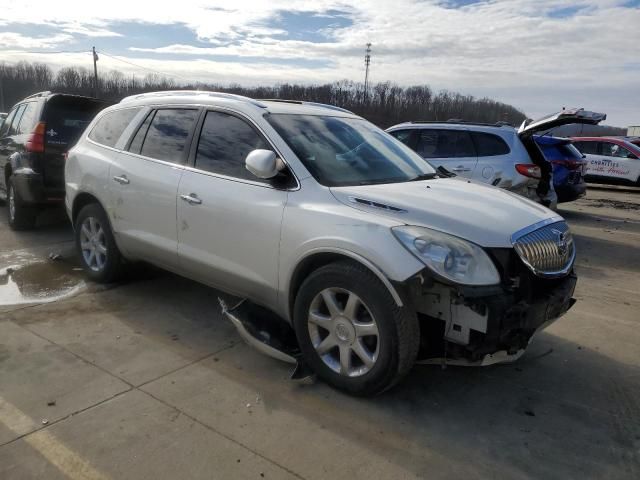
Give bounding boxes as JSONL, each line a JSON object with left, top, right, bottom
{"left": 364, "top": 43, "right": 371, "bottom": 102}
{"left": 92, "top": 47, "right": 99, "bottom": 97}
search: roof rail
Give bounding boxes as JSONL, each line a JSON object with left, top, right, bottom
{"left": 24, "top": 91, "right": 52, "bottom": 100}
{"left": 120, "top": 90, "right": 267, "bottom": 108}
{"left": 410, "top": 119, "right": 513, "bottom": 128}
{"left": 304, "top": 102, "right": 354, "bottom": 114}
{"left": 259, "top": 99, "right": 354, "bottom": 114}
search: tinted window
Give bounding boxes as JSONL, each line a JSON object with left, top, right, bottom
{"left": 195, "top": 111, "right": 270, "bottom": 181}
{"left": 89, "top": 108, "right": 141, "bottom": 148}
{"left": 415, "top": 129, "right": 475, "bottom": 158}
{"left": 44, "top": 99, "right": 104, "bottom": 147}
{"left": 388, "top": 129, "right": 414, "bottom": 145}
{"left": 16, "top": 102, "right": 38, "bottom": 134}
{"left": 470, "top": 132, "right": 510, "bottom": 156}
{"left": 138, "top": 109, "right": 199, "bottom": 163}
{"left": 0, "top": 107, "right": 18, "bottom": 137}
{"left": 573, "top": 141, "right": 598, "bottom": 155}
{"left": 128, "top": 111, "right": 154, "bottom": 154}
{"left": 8, "top": 105, "right": 26, "bottom": 135}
{"left": 601, "top": 142, "right": 632, "bottom": 159}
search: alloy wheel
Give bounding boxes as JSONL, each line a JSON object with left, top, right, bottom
{"left": 8, "top": 184, "right": 15, "bottom": 222}
{"left": 80, "top": 216, "right": 107, "bottom": 272}
{"left": 307, "top": 287, "right": 380, "bottom": 377}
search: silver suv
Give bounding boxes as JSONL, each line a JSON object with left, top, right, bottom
{"left": 66, "top": 91, "right": 577, "bottom": 395}
{"left": 386, "top": 109, "right": 606, "bottom": 208}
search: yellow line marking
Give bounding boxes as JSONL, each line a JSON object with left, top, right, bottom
{"left": 0, "top": 396, "right": 110, "bottom": 480}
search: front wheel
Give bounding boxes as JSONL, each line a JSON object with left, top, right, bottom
{"left": 293, "top": 261, "right": 419, "bottom": 396}
{"left": 75, "top": 203, "right": 125, "bottom": 283}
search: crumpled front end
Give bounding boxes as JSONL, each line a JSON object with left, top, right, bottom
{"left": 403, "top": 238, "right": 577, "bottom": 366}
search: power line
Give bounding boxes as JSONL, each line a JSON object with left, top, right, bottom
{"left": 1, "top": 49, "right": 91, "bottom": 55}
{"left": 97, "top": 50, "right": 191, "bottom": 82}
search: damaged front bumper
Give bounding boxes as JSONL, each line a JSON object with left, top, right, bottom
{"left": 406, "top": 265, "right": 577, "bottom": 366}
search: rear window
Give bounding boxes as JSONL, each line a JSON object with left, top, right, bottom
{"left": 470, "top": 132, "right": 510, "bottom": 156}
{"left": 43, "top": 97, "right": 105, "bottom": 147}
{"left": 89, "top": 108, "right": 141, "bottom": 148}
{"left": 540, "top": 143, "right": 584, "bottom": 161}
{"left": 134, "top": 109, "right": 199, "bottom": 163}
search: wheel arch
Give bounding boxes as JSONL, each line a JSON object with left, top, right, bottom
{"left": 71, "top": 192, "right": 105, "bottom": 227}
{"left": 287, "top": 248, "right": 404, "bottom": 322}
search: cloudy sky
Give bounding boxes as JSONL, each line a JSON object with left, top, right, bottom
{"left": 1, "top": 0, "right": 639, "bottom": 126}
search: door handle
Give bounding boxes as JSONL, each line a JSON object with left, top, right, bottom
{"left": 113, "top": 175, "right": 130, "bottom": 185}
{"left": 451, "top": 166, "right": 471, "bottom": 172}
{"left": 180, "top": 193, "right": 202, "bottom": 205}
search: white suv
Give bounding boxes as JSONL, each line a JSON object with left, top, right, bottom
{"left": 66, "top": 91, "right": 577, "bottom": 395}
{"left": 386, "top": 109, "right": 606, "bottom": 208}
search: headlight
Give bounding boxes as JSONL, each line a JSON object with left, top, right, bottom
{"left": 392, "top": 226, "right": 500, "bottom": 286}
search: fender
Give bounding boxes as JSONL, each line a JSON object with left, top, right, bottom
{"left": 287, "top": 247, "right": 405, "bottom": 319}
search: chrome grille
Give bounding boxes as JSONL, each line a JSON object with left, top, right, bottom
{"left": 512, "top": 221, "right": 575, "bottom": 277}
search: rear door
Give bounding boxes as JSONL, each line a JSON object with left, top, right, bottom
{"left": 413, "top": 128, "right": 478, "bottom": 179}
{"left": 177, "top": 109, "right": 288, "bottom": 307}
{"left": 109, "top": 107, "right": 200, "bottom": 270}
{"left": 518, "top": 108, "right": 606, "bottom": 139}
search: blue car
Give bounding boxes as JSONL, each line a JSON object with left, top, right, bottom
{"left": 534, "top": 136, "right": 587, "bottom": 203}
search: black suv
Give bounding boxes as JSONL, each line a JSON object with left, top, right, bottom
{"left": 0, "top": 92, "right": 106, "bottom": 229}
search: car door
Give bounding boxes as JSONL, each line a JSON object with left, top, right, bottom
{"left": 108, "top": 107, "right": 200, "bottom": 270}
{"left": 414, "top": 128, "right": 478, "bottom": 179}
{"left": 177, "top": 109, "right": 289, "bottom": 308}
{"left": 596, "top": 141, "right": 640, "bottom": 183}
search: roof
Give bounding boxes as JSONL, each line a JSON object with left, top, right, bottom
{"left": 571, "top": 136, "right": 640, "bottom": 152}
{"left": 118, "top": 90, "right": 358, "bottom": 118}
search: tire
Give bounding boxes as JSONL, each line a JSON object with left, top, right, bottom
{"left": 74, "top": 203, "right": 125, "bottom": 283}
{"left": 7, "top": 176, "right": 37, "bottom": 230}
{"left": 293, "top": 260, "right": 419, "bottom": 396}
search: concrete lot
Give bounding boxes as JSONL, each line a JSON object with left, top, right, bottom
{"left": 1, "top": 186, "right": 639, "bottom": 480}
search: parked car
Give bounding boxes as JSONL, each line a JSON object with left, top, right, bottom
{"left": 534, "top": 135, "right": 587, "bottom": 202}
{"left": 572, "top": 136, "right": 640, "bottom": 186}
{"left": 0, "top": 91, "right": 106, "bottom": 229}
{"left": 66, "top": 91, "right": 577, "bottom": 395}
{"left": 386, "top": 109, "right": 606, "bottom": 209}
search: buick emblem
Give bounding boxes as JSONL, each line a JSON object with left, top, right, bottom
{"left": 551, "top": 229, "right": 569, "bottom": 255}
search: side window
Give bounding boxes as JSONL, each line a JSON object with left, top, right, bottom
{"left": 388, "top": 129, "right": 414, "bottom": 146}
{"left": 89, "top": 108, "right": 141, "bottom": 148}
{"left": 128, "top": 111, "right": 154, "bottom": 154}
{"left": 8, "top": 105, "right": 26, "bottom": 135}
{"left": 573, "top": 141, "right": 598, "bottom": 155}
{"left": 16, "top": 102, "right": 38, "bottom": 134}
{"left": 470, "top": 132, "right": 510, "bottom": 156}
{"left": 415, "top": 129, "right": 475, "bottom": 158}
{"left": 195, "top": 111, "right": 270, "bottom": 181}
{"left": 137, "top": 109, "right": 199, "bottom": 163}
{"left": 0, "top": 107, "right": 18, "bottom": 137}
{"left": 601, "top": 142, "right": 632, "bottom": 159}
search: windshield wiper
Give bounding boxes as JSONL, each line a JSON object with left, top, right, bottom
{"left": 408, "top": 173, "right": 437, "bottom": 182}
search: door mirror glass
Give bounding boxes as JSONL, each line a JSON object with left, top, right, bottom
{"left": 245, "top": 149, "right": 281, "bottom": 179}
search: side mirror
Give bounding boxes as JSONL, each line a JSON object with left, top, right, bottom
{"left": 245, "top": 149, "right": 283, "bottom": 179}
{"left": 627, "top": 153, "right": 638, "bottom": 160}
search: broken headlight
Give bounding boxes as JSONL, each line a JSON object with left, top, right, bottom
{"left": 392, "top": 226, "right": 500, "bottom": 286}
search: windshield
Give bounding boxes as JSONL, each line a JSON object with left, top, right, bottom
{"left": 265, "top": 114, "right": 435, "bottom": 187}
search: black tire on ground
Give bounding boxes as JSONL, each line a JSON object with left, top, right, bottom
{"left": 293, "top": 260, "right": 419, "bottom": 396}
{"left": 7, "top": 176, "right": 37, "bottom": 230}
{"left": 74, "top": 203, "right": 125, "bottom": 283}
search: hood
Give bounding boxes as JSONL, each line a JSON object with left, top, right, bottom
{"left": 518, "top": 108, "right": 606, "bottom": 139}
{"left": 330, "top": 178, "right": 562, "bottom": 248}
